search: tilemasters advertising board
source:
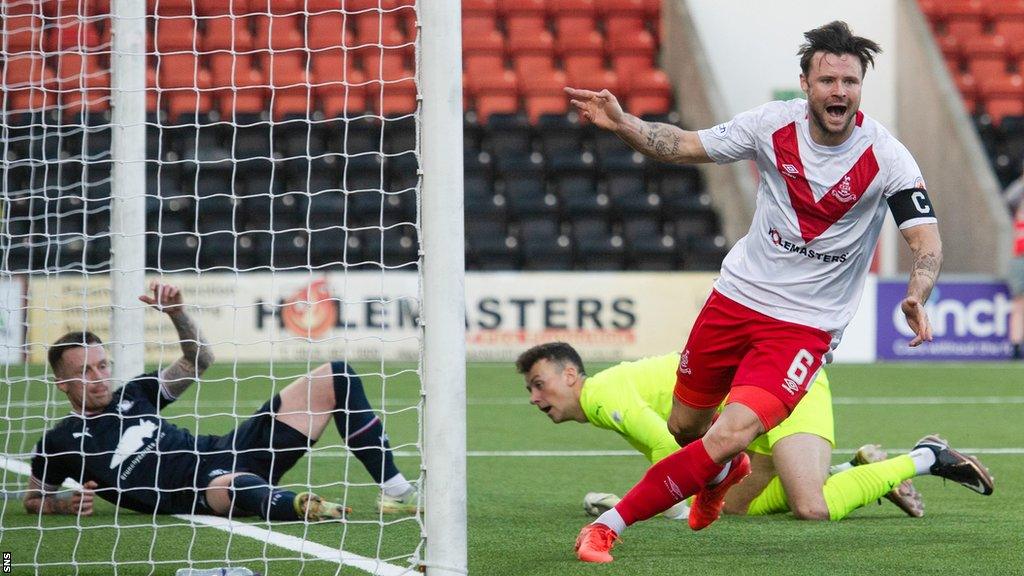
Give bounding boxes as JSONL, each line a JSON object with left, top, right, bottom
{"left": 876, "top": 280, "right": 1014, "bottom": 360}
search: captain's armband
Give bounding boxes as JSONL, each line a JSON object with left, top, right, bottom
{"left": 887, "top": 188, "right": 937, "bottom": 228}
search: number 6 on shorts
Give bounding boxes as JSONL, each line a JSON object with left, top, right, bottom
{"left": 786, "top": 349, "right": 815, "bottom": 388}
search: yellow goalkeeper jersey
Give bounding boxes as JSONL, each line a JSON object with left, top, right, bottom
{"left": 579, "top": 353, "right": 833, "bottom": 464}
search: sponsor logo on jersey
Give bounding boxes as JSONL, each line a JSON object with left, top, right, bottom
{"left": 207, "top": 468, "right": 230, "bottom": 478}
{"left": 110, "top": 420, "right": 158, "bottom": 469}
{"left": 781, "top": 163, "right": 800, "bottom": 177}
{"left": 72, "top": 429, "right": 92, "bottom": 440}
{"left": 782, "top": 378, "right": 800, "bottom": 395}
{"left": 767, "top": 227, "right": 849, "bottom": 264}
{"left": 711, "top": 121, "right": 731, "bottom": 138}
{"left": 117, "top": 399, "right": 135, "bottom": 413}
{"left": 678, "top": 349, "right": 692, "bottom": 375}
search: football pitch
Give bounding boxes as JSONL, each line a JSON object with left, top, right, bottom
{"left": 0, "top": 361, "right": 1021, "bottom": 575}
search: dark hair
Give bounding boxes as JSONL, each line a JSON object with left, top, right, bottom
{"left": 798, "top": 21, "right": 881, "bottom": 77}
{"left": 515, "top": 342, "right": 586, "bottom": 376}
{"left": 48, "top": 331, "right": 103, "bottom": 374}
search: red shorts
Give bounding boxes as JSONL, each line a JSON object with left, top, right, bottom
{"left": 674, "top": 290, "right": 833, "bottom": 431}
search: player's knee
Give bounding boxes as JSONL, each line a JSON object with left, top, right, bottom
{"left": 667, "top": 416, "right": 708, "bottom": 447}
{"left": 791, "top": 502, "right": 830, "bottom": 521}
{"left": 703, "top": 422, "right": 758, "bottom": 457}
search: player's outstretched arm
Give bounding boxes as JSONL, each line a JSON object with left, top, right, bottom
{"left": 899, "top": 223, "right": 942, "bottom": 347}
{"left": 565, "top": 86, "right": 712, "bottom": 164}
{"left": 139, "top": 282, "right": 214, "bottom": 396}
{"left": 23, "top": 477, "right": 96, "bottom": 516}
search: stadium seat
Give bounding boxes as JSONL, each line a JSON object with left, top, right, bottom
{"left": 962, "top": 35, "right": 1010, "bottom": 79}
{"left": 462, "top": 16, "right": 505, "bottom": 55}
{"left": 465, "top": 219, "right": 518, "bottom": 270}
{"left": 606, "top": 28, "right": 655, "bottom": 60}
{"left": 624, "top": 217, "right": 676, "bottom": 270}
{"left": 354, "top": 11, "right": 407, "bottom": 48}
{"left": 152, "top": 17, "right": 197, "bottom": 53}
{"left": 599, "top": 0, "right": 646, "bottom": 16}
{"left": 550, "top": 0, "right": 596, "bottom": 16}
{"left": 989, "top": 1, "right": 1024, "bottom": 38}
{"left": 3, "top": 14, "right": 43, "bottom": 52}
{"left": 572, "top": 219, "right": 626, "bottom": 270}
{"left": 979, "top": 74, "right": 1024, "bottom": 125}
{"left": 497, "top": 0, "right": 545, "bottom": 17}
{"left": 463, "top": 0, "right": 498, "bottom": 17}
{"left": 682, "top": 235, "right": 729, "bottom": 271}
{"left": 941, "top": 0, "right": 986, "bottom": 42}
{"left": 312, "top": 49, "right": 368, "bottom": 118}
{"left": 196, "top": 0, "right": 252, "bottom": 15}
{"left": 202, "top": 16, "right": 256, "bottom": 52}
{"left": 482, "top": 113, "right": 532, "bottom": 156}
{"left": 147, "top": 0, "right": 194, "bottom": 15}
{"left": 517, "top": 218, "right": 573, "bottom": 271}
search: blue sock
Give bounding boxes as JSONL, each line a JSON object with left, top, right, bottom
{"left": 331, "top": 361, "right": 400, "bottom": 484}
{"left": 229, "top": 474, "right": 299, "bottom": 521}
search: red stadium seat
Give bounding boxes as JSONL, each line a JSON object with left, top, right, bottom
{"left": 312, "top": 48, "right": 368, "bottom": 117}
{"left": 512, "top": 54, "right": 556, "bottom": 79}
{"left": 611, "top": 54, "right": 652, "bottom": 84}
{"left": 598, "top": 0, "right": 646, "bottom": 16}
{"left": 253, "top": 15, "right": 304, "bottom": 51}
{"left": 628, "top": 94, "right": 671, "bottom": 117}
{"left": 5, "top": 54, "right": 49, "bottom": 87}
{"left": 45, "top": 0, "right": 109, "bottom": 16}
{"left": 642, "top": 0, "right": 660, "bottom": 19}
{"left": 563, "top": 54, "right": 604, "bottom": 79}
{"left": 519, "top": 69, "right": 567, "bottom": 97}
{"left": 154, "top": 53, "right": 202, "bottom": 88}
{"left": 475, "top": 93, "right": 519, "bottom": 123}
{"left": 7, "top": 88, "right": 56, "bottom": 112}
{"left": 465, "top": 54, "right": 506, "bottom": 79}
{"left": 962, "top": 35, "right": 1010, "bottom": 79}
{"left": 978, "top": 73, "right": 1024, "bottom": 125}
{"left": 304, "top": 0, "right": 342, "bottom": 11}
{"left": 354, "top": 12, "right": 407, "bottom": 48}
{"left": 525, "top": 95, "right": 568, "bottom": 124}
{"left": 941, "top": 0, "right": 985, "bottom": 42}
{"left": 148, "top": 0, "right": 194, "bottom": 16}
{"left": 202, "top": 16, "right": 256, "bottom": 52}
{"left": 209, "top": 58, "right": 266, "bottom": 118}
{"left": 463, "top": 0, "right": 498, "bottom": 17}
{"left": 3, "top": 14, "right": 43, "bottom": 52}
{"left": 566, "top": 67, "right": 618, "bottom": 95}
{"left": 308, "top": 13, "right": 355, "bottom": 51}
{"left": 550, "top": 0, "right": 596, "bottom": 16}
{"left": 462, "top": 16, "right": 505, "bottom": 55}
{"left": 988, "top": 0, "right": 1024, "bottom": 37}
{"left": 936, "top": 34, "right": 961, "bottom": 60}
{"left": 606, "top": 28, "right": 655, "bottom": 59}
{"left": 56, "top": 52, "right": 108, "bottom": 89}
{"left": 47, "top": 17, "right": 102, "bottom": 52}
{"left": 152, "top": 17, "right": 198, "bottom": 53}
{"left": 555, "top": 26, "right": 603, "bottom": 57}
{"left": 497, "top": 0, "right": 545, "bottom": 17}
{"left": 196, "top": 0, "right": 253, "bottom": 16}
{"left": 508, "top": 23, "right": 554, "bottom": 57}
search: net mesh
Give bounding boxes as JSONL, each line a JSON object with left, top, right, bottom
{"left": 1, "top": 0, "right": 424, "bottom": 573}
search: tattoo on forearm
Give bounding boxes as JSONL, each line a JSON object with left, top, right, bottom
{"left": 908, "top": 250, "right": 941, "bottom": 301}
{"left": 162, "top": 312, "right": 214, "bottom": 396}
{"left": 642, "top": 123, "right": 681, "bottom": 162}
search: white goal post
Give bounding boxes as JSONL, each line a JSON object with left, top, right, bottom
{"left": 0, "top": 0, "right": 465, "bottom": 573}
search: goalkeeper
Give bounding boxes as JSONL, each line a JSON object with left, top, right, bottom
{"left": 25, "top": 282, "right": 419, "bottom": 521}
{"left": 517, "top": 342, "right": 993, "bottom": 521}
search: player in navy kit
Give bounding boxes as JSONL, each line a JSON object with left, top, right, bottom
{"left": 25, "top": 282, "right": 419, "bottom": 521}
{"left": 566, "top": 21, "right": 990, "bottom": 562}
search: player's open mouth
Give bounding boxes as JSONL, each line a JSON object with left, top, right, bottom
{"left": 540, "top": 406, "right": 552, "bottom": 414}
{"left": 826, "top": 104, "right": 847, "bottom": 119}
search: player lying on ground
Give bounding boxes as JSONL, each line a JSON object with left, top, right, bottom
{"left": 518, "top": 342, "right": 993, "bottom": 524}
{"left": 563, "top": 21, "right": 980, "bottom": 562}
{"left": 24, "top": 282, "right": 419, "bottom": 521}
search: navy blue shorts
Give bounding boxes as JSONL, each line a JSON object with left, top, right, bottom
{"left": 196, "top": 395, "right": 313, "bottom": 490}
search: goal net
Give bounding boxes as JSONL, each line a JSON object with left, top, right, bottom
{"left": 0, "top": 0, "right": 465, "bottom": 574}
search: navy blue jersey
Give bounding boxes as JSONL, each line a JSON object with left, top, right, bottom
{"left": 30, "top": 372, "right": 220, "bottom": 514}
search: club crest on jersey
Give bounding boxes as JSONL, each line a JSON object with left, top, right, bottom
{"left": 711, "top": 121, "right": 732, "bottom": 138}
{"left": 829, "top": 175, "right": 856, "bottom": 203}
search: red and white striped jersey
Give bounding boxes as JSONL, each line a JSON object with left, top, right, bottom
{"left": 697, "top": 99, "right": 936, "bottom": 340}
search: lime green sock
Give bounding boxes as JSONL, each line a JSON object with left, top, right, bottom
{"left": 822, "top": 455, "right": 916, "bottom": 520}
{"left": 746, "top": 475, "right": 790, "bottom": 516}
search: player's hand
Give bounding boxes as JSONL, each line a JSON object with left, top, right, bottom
{"left": 900, "top": 296, "right": 932, "bottom": 347}
{"left": 139, "top": 282, "right": 185, "bottom": 317}
{"left": 565, "top": 87, "right": 625, "bottom": 131}
{"left": 69, "top": 481, "right": 97, "bottom": 516}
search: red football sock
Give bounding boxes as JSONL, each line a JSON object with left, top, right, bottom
{"left": 614, "top": 439, "right": 724, "bottom": 525}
